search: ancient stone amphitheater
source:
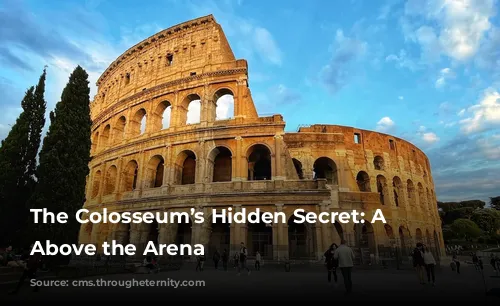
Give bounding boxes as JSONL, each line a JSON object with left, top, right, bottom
{"left": 79, "top": 15, "right": 445, "bottom": 263}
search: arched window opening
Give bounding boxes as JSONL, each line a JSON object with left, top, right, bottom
{"left": 154, "top": 101, "right": 172, "bottom": 130}
{"left": 101, "top": 124, "right": 111, "bottom": 149}
{"left": 393, "top": 176, "right": 403, "bottom": 207}
{"left": 147, "top": 155, "right": 165, "bottom": 188}
{"left": 292, "top": 158, "right": 304, "bottom": 179}
{"left": 418, "top": 183, "right": 425, "bottom": 210}
{"left": 209, "top": 146, "right": 232, "bottom": 182}
{"left": 313, "top": 157, "right": 338, "bottom": 185}
{"left": 407, "top": 179, "right": 415, "bottom": 208}
{"left": 114, "top": 116, "right": 126, "bottom": 144}
{"left": 247, "top": 144, "right": 272, "bottom": 181}
{"left": 91, "top": 170, "right": 101, "bottom": 198}
{"left": 175, "top": 150, "right": 196, "bottom": 185}
{"left": 214, "top": 88, "right": 235, "bottom": 120}
{"left": 131, "top": 109, "right": 147, "bottom": 137}
{"left": 356, "top": 171, "right": 371, "bottom": 192}
{"left": 123, "top": 160, "right": 139, "bottom": 192}
{"left": 183, "top": 94, "right": 201, "bottom": 125}
{"left": 104, "top": 166, "right": 117, "bottom": 195}
{"left": 376, "top": 175, "right": 387, "bottom": 205}
{"left": 374, "top": 156, "right": 384, "bottom": 171}
{"left": 91, "top": 132, "right": 99, "bottom": 154}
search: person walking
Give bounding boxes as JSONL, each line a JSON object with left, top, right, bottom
{"left": 324, "top": 243, "right": 339, "bottom": 285}
{"left": 452, "top": 254, "right": 461, "bottom": 274}
{"left": 411, "top": 243, "right": 426, "bottom": 284}
{"left": 422, "top": 245, "right": 436, "bottom": 286}
{"left": 237, "top": 242, "right": 250, "bottom": 275}
{"left": 255, "top": 251, "right": 261, "bottom": 271}
{"left": 221, "top": 249, "right": 229, "bottom": 271}
{"left": 213, "top": 249, "right": 220, "bottom": 270}
{"left": 333, "top": 239, "right": 354, "bottom": 295}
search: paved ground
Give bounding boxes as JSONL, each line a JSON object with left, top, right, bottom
{"left": 3, "top": 264, "right": 500, "bottom": 302}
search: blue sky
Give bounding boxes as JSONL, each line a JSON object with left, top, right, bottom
{"left": 1, "top": 0, "right": 499, "bottom": 203}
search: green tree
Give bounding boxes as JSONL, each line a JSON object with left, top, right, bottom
{"left": 0, "top": 68, "right": 47, "bottom": 245}
{"left": 491, "top": 196, "right": 500, "bottom": 210}
{"left": 471, "top": 208, "right": 500, "bottom": 235}
{"left": 450, "top": 218, "right": 482, "bottom": 240}
{"left": 29, "top": 66, "right": 91, "bottom": 252}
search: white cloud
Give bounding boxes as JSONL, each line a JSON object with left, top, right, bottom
{"left": 398, "top": 96, "right": 404, "bottom": 100}
{"left": 476, "top": 135, "right": 500, "bottom": 159}
{"left": 435, "top": 67, "right": 455, "bottom": 88}
{"left": 215, "top": 94, "right": 235, "bottom": 120}
{"left": 418, "top": 125, "right": 426, "bottom": 132}
{"left": 376, "top": 116, "right": 395, "bottom": 133}
{"left": 385, "top": 49, "right": 419, "bottom": 71}
{"left": 186, "top": 100, "right": 201, "bottom": 124}
{"left": 457, "top": 109, "right": 465, "bottom": 117}
{"left": 403, "top": 0, "right": 496, "bottom": 62}
{"left": 253, "top": 27, "right": 282, "bottom": 65}
{"left": 460, "top": 88, "right": 500, "bottom": 134}
{"left": 422, "top": 132, "right": 440, "bottom": 144}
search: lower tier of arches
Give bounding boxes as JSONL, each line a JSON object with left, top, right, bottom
{"left": 78, "top": 204, "right": 445, "bottom": 264}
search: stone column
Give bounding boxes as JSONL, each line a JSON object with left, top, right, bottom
{"left": 234, "top": 136, "right": 244, "bottom": 181}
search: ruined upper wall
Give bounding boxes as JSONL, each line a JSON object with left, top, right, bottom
{"left": 93, "top": 15, "right": 236, "bottom": 106}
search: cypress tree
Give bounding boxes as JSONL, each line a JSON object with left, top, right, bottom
{"left": 0, "top": 87, "right": 34, "bottom": 245}
{"left": 30, "top": 66, "right": 91, "bottom": 249}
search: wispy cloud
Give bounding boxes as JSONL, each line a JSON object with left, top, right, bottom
{"left": 376, "top": 116, "right": 395, "bottom": 133}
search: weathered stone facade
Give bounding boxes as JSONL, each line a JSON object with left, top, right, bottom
{"left": 80, "top": 15, "right": 445, "bottom": 263}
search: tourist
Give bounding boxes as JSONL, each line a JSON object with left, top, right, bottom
{"left": 324, "top": 243, "right": 339, "bottom": 285}
{"left": 237, "top": 242, "right": 250, "bottom": 275}
{"left": 233, "top": 251, "right": 239, "bottom": 269}
{"left": 490, "top": 254, "right": 497, "bottom": 272}
{"left": 221, "top": 249, "right": 229, "bottom": 271}
{"left": 422, "top": 245, "right": 436, "bottom": 286}
{"left": 333, "top": 239, "right": 354, "bottom": 294}
{"left": 452, "top": 254, "right": 460, "bottom": 274}
{"left": 213, "top": 249, "right": 220, "bottom": 270}
{"left": 472, "top": 253, "right": 480, "bottom": 271}
{"left": 9, "top": 244, "right": 41, "bottom": 294}
{"left": 255, "top": 251, "right": 261, "bottom": 271}
{"left": 411, "top": 243, "right": 426, "bottom": 285}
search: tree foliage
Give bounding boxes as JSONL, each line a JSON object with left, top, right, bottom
{"left": 0, "top": 68, "right": 46, "bottom": 245}
{"left": 491, "top": 196, "right": 500, "bottom": 210}
{"left": 29, "top": 66, "right": 91, "bottom": 249}
{"left": 437, "top": 200, "right": 485, "bottom": 213}
{"left": 450, "top": 218, "right": 482, "bottom": 240}
{"left": 471, "top": 208, "right": 500, "bottom": 235}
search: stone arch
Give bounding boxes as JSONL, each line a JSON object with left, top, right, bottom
{"left": 288, "top": 214, "right": 316, "bottom": 259}
{"left": 426, "top": 188, "right": 433, "bottom": 213}
{"left": 376, "top": 175, "right": 388, "bottom": 205}
{"left": 356, "top": 171, "right": 371, "bottom": 192}
{"left": 354, "top": 222, "right": 376, "bottom": 262}
{"left": 147, "top": 219, "right": 160, "bottom": 247}
{"left": 207, "top": 146, "right": 232, "bottom": 182}
{"left": 146, "top": 155, "right": 165, "bottom": 188}
{"left": 292, "top": 158, "right": 304, "bottom": 179}
{"left": 415, "top": 228, "right": 423, "bottom": 243}
{"left": 181, "top": 93, "right": 201, "bottom": 125}
{"left": 113, "top": 116, "right": 126, "bottom": 144}
{"left": 91, "top": 170, "right": 101, "bottom": 198}
{"left": 175, "top": 150, "right": 197, "bottom": 185}
{"left": 114, "top": 223, "right": 131, "bottom": 245}
{"left": 213, "top": 88, "right": 235, "bottom": 120}
{"left": 154, "top": 100, "right": 172, "bottom": 130}
{"left": 426, "top": 229, "right": 432, "bottom": 247}
{"left": 130, "top": 108, "right": 147, "bottom": 136}
{"left": 101, "top": 124, "right": 111, "bottom": 150}
{"left": 91, "top": 131, "right": 99, "bottom": 154}
{"left": 392, "top": 176, "right": 403, "bottom": 207}
{"left": 398, "top": 225, "right": 411, "bottom": 256}
{"left": 407, "top": 179, "right": 416, "bottom": 209}
{"left": 385, "top": 224, "right": 395, "bottom": 245}
{"left": 333, "top": 222, "right": 344, "bottom": 244}
{"left": 123, "top": 160, "right": 139, "bottom": 191}
{"left": 247, "top": 216, "right": 273, "bottom": 259}
{"left": 373, "top": 155, "right": 384, "bottom": 170}
{"left": 104, "top": 165, "right": 118, "bottom": 195}
{"left": 313, "top": 157, "right": 338, "bottom": 185}
{"left": 247, "top": 144, "right": 272, "bottom": 181}
{"left": 206, "top": 211, "right": 231, "bottom": 259}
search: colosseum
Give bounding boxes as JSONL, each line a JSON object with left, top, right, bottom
{"left": 79, "top": 15, "right": 445, "bottom": 264}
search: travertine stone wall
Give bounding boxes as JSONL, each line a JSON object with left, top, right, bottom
{"left": 80, "top": 15, "right": 445, "bottom": 263}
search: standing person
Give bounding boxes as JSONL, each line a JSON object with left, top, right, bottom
{"left": 452, "top": 254, "right": 461, "bottom": 274}
{"left": 213, "top": 249, "right": 220, "bottom": 270}
{"left": 255, "top": 251, "right": 261, "bottom": 271}
{"left": 472, "top": 253, "right": 480, "bottom": 271}
{"left": 324, "top": 243, "right": 339, "bottom": 285}
{"left": 233, "top": 252, "right": 239, "bottom": 269}
{"left": 9, "top": 245, "right": 41, "bottom": 294}
{"left": 422, "top": 245, "right": 436, "bottom": 286}
{"left": 411, "top": 243, "right": 426, "bottom": 284}
{"left": 333, "top": 239, "right": 354, "bottom": 295}
{"left": 237, "top": 242, "right": 251, "bottom": 275}
{"left": 221, "top": 249, "right": 229, "bottom": 271}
